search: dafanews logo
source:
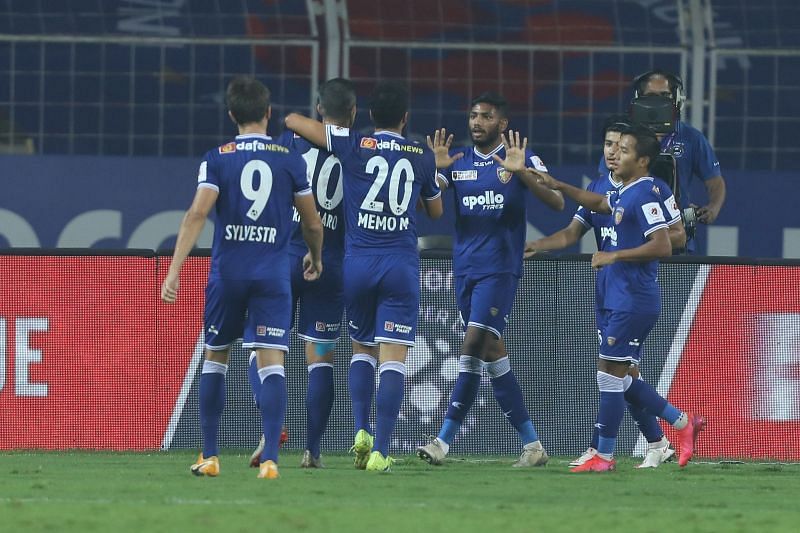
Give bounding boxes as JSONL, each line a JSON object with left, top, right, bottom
{"left": 462, "top": 191, "right": 504, "bottom": 211}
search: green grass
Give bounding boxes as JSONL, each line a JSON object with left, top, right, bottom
{"left": 1, "top": 451, "right": 798, "bottom": 532}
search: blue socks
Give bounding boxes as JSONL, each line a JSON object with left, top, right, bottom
{"left": 373, "top": 361, "right": 405, "bottom": 456}
{"left": 623, "top": 376, "right": 684, "bottom": 424}
{"left": 487, "top": 357, "right": 539, "bottom": 446}
{"left": 349, "top": 354, "right": 376, "bottom": 435}
{"left": 595, "top": 371, "right": 625, "bottom": 457}
{"left": 258, "top": 365, "right": 287, "bottom": 463}
{"left": 199, "top": 360, "right": 227, "bottom": 459}
{"left": 438, "top": 355, "right": 483, "bottom": 445}
{"left": 247, "top": 351, "right": 261, "bottom": 408}
{"left": 306, "top": 363, "right": 334, "bottom": 458}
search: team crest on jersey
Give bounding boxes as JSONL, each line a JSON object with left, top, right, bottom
{"left": 670, "top": 143, "right": 684, "bottom": 157}
{"left": 360, "top": 137, "right": 377, "bottom": 150}
{"left": 218, "top": 142, "right": 236, "bottom": 154}
{"left": 497, "top": 167, "right": 512, "bottom": 184}
{"left": 614, "top": 207, "right": 625, "bottom": 225}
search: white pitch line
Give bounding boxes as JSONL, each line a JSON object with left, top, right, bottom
{"left": 161, "top": 332, "right": 205, "bottom": 450}
{"left": 633, "top": 264, "right": 712, "bottom": 457}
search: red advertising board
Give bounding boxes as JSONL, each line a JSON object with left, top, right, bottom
{"left": 0, "top": 256, "right": 207, "bottom": 450}
{"left": 664, "top": 265, "right": 800, "bottom": 460}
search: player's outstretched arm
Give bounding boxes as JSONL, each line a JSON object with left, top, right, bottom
{"left": 426, "top": 128, "right": 464, "bottom": 169}
{"left": 591, "top": 227, "right": 671, "bottom": 269}
{"left": 294, "top": 193, "right": 324, "bottom": 281}
{"left": 161, "top": 187, "right": 217, "bottom": 303}
{"left": 493, "top": 131, "right": 564, "bottom": 211}
{"left": 285, "top": 113, "right": 326, "bottom": 149}
{"left": 529, "top": 169, "right": 609, "bottom": 214}
{"left": 524, "top": 219, "right": 587, "bottom": 257}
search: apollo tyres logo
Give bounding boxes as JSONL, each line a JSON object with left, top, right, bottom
{"left": 462, "top": 191, "right": 505, "bottom": 211}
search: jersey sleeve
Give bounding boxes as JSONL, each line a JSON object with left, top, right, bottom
{"left": 637, "top": 189, "right": 669, "bottom": 238}
{"left": 197, "top": 153, "right": 219, "bottom": 192}
{"left": 421, "top": 150, "right": 442, "bottom": 200}
{"left": 692, "top": 130, "right": 722, "bottom": 181}
{"left": 288, "top": 151, "right": 312, "bottom": 196}
{"left": 435, "top": 149, "right": 460, "bottom": 187}
{"left": 573, "top": 205, "right": 593, "bottom": 228}
{"left": 325, "top": 124, "right": 359, "bottom": 158}
{"left": 655, "top": 180, "right": 682, "bottom": 225}
{"left": 527, "top": 151, "right": 548, "bottom": 172}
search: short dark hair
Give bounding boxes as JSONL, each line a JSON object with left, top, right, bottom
{"left": 634, "top": 70, "right": 682, "bottom": 97}
{"left": 620, "top": 123, "right": 661, "bottom": 168}
{"left": 226, "top": 76, "right": 270, "bottom": 125}
{"left": 318, "top": 78, "right": 356, "bottom": 124}
{"left": 602, "top": 114, "right": 632, "bottom": 138}
{"left": 470, "top": 92, "right": 508, "bottom": 117}
{"left": 369, "top": 81, "right": 408, "bottom": 129}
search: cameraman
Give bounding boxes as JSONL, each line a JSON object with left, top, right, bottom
{"left": 599, "top": 70, "right": 726, "bottom": 253}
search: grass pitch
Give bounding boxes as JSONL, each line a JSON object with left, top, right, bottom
{"left": 1, "top": 451, "right": 798, "bottom": 532}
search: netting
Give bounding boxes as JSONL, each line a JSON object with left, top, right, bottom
{"left": 2, "top": 252, "right": 798, "bottom": 461}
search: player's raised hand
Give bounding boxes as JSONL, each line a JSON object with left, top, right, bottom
{"left": 161, "top": 273, "right": 179, "bottom": 303}
{"left": 492, "top": 130, "right": 528, "bottom": 173}
{"left": 303, "top": 252, "right": 323, "bottom": 281}
{"left": 427, "top": 128, "right": 464, "bottom": 169}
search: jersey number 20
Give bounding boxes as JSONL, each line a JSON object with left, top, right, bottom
{"left": 361, "top": 156, "right": 414, "bottom": 215}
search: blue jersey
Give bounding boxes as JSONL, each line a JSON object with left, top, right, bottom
{"left": 596, "top": 177, "right": 672, "bottom": 314}
{"left": 278, "top": 132, "right": 345, "bottom": 265}
{"left": 597, "top": 122, "right": 721, "bottom": 210}
{"left": 438, "top": 144, "right": 548, "bottom": 277}
{"left": 325, "top": 126, "right": 440, "bottom": 257}
{"left": 198, "top": 133, "right": 311, "bottom": 280}
{"left": 575, "top": 173, "right": 681, "bottom": 250}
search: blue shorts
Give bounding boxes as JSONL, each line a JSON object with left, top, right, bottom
{"left": 455, "top": 273, "right": 519, "bottom": 338}
{"left": 204, "top": 278, "right": 291, "bottom": 352}
{"left": 597, "top": 310, "right": 658, "bottom": 364}
{"left": 343, "top": 254, "right": 419, "bottom": 347}
{"left": 290, "top": 254, "right": 344, "bottom": 343}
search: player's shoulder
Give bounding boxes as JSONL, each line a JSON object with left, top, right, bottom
{"left": 646, "top": 176, "right": 674, "bottom": 199}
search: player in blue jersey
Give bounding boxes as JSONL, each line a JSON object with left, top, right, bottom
{"left": 246, "top": 78, "right": 357, "bottom": 470}
{"left": 598, "top": 71, "right": 726, "bottom": 253}
{"left": 160, "top": 76, "right": 324, "bottom": 480}
{"left": 416, "top": 92, "right": 564, "bottom": 468}
{"left": 532, "top": 124, "right": 704, "bottom": 472}
{"left": 285, "top": 81, "right": 443, "bottom": 472}
{"left": 527, "top": 116, "right": 687, "bottom": 469}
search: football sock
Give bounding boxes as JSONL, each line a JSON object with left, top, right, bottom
{"left": 374, "top": 361, "right": 405, "bottom": 456}
{"left": 199, "top": 360, "right": 227, "bottom": 459}
{"left": 596, "top": 371, "right": 625, "bottom": 458}
{"left": 306, "top": 362, "right": 334, "bottom": 458}
{"left": 258, "top": 365, "right": 287, "bottom": 463}
{"left": 349, "top": 354, "right": 376, "bottom": 435}
{"left": 438, "top": 355, "right": 482, "bottom": 445}
{"left": 623, "top": 377, "right": 685, "bottom": 425}
{"left": 487, "top": 357, "right": 539, "bottom": 446}
{"left": 247, "top": 351, "right": 260, "bottom": 408}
